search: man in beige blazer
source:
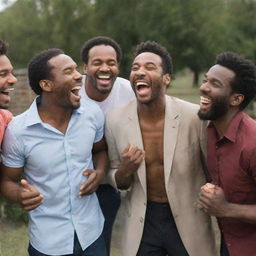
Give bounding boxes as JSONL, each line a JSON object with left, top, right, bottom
{"left": 105, "top": 41, "right": 220, "bottom": 256}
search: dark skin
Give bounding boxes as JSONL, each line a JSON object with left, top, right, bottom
{"left": 198, "top": 64, "right": 256, "bottom": 224}
{"left": 0, "top": 54, "right": 108, "bottom": 211}
{"left": 115, "top": 52, "right": 170, "bottom": 202}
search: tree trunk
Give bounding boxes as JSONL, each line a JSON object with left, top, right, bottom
{"left": 192, "top": 70, "right": 199, "bottom": 87}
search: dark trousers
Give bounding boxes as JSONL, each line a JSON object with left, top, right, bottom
{"left": 137, "top": 201, "right": 189, "bottom": 256}
{"left": 220, "top": 236, "right": 230, "bottom": 256}
{"left": 96, "top": 184, "right": 121, "bottom": 255}
{"left": 28, "top": 232, "right": 107, "bottom": 256}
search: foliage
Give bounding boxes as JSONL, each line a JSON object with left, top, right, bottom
{"left": 0, "top": 196, "right": 28, "bottom": 222}
{"left": 0, "top": 0, "right": 255, "bottom": 85}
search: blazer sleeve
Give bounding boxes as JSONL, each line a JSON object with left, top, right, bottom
{"left": 105, "top": 114, "right": 121, "bottom": 190}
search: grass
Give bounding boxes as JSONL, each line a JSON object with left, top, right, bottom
{"left": 0, "top": 219, "right": 28, "bottom": 256}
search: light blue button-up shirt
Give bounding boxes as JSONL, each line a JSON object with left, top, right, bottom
{"left": 1, "top": 97, "right": 104, "bottom": 255}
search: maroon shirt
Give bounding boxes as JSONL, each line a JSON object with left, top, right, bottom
{"left": 207, "top": 111, "right": 256, "bottom": 256}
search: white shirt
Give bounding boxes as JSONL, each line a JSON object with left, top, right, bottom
{"left": 79, "top": 75, "right": 135, "bottom": 115}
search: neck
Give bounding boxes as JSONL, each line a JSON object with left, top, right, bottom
{"left": 85, "top": 78, "right": 110, "bottom": 102}
{"left": 137, "top": 96, "right": 166, "bottom": 121}
{"left": 212, "top": 108, "right": 240, "bottom": 137}
{"left": 38, "top": 96, "right": 72, "bottom": 133}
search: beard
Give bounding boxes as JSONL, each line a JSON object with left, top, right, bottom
{"left": 198, "top": 95, "right": 229, "bottom": 121}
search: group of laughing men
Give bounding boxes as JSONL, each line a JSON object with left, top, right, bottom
{"left": 0, "top": 36, "right": 256, "bottom": 256}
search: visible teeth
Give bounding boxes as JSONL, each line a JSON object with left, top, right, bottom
{"left": 98, "top": 75, "right": 110, "bottom": 79}
{"left": 1, "top": 88, "right": 14, "bottom": 93}
{"left": 200, "top": 96, "right": 211, "bottom": 104}
{"left": 72, "top": 86, "right": 81, "bottom": 91}
{"left": 136, "top": 82, "right": 149, "bottom": 87}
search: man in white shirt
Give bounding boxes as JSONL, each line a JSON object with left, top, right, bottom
{"left": 80, "top": 36, "right": 135, "bottom": 255}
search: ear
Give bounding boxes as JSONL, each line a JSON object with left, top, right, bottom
{"left": 230, "top": 93, "right": 244, "bottom": 107}
{"left": 163, "top": 74, "right": 171, "bottom": 87}
{"left": 39, "top": 80, "right": 53, "bottom": 92}
{"left": 83, "top": 64, "right": 88, "bottom": 75}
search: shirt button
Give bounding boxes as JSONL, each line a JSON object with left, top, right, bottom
{"left": 140, "top": 217, "right": 144, "bottom": 223}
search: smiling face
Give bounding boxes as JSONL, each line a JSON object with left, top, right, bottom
{"left": 47, "top": 54, "right": 82, "bottom": 110}
{"left": 84, "top": 45, "right": 119, "bottom": 95}
{"left": 198, "top": 64, "right": 235, "bottom": 120}
{"left": 0, "top": 55, "right": 17, "bottom": 109}
{"left": 129, "top": 52, "right": 170, "bottom": 104}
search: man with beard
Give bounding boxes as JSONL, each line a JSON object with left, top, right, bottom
{"left": 80, "top": 36, "right": 135, "bottom": 255}
{"left": 105, "top": 41, "right": 220, "bottom": 256}
{"left": 0, "top": 48, "right": 108, "bottom": 255}
{"left": 198, "top": 52, "right": 256, "bottom": 256}
{"left": 0, "top": 40, "right": 17, "bottom": 144}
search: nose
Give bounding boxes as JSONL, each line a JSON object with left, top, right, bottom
{"left": 199, "top": 81, "right": 210, "bottom": 94}
{"left": 8, "top": 73, "right": 17, "bottom": 85}
{"left": 99, "top": 63, "right": 110, "bottom": 72}
{"left": 74, "top": 70, "right": 82, "bottom": 81}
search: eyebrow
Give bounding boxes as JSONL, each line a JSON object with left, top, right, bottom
{"left": 132, "top": 61, "right": 157, "bottom": 66}
{"left": 205, "top": 74, "right": 223, "bottom": 85}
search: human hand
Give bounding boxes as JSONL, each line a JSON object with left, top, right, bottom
{"left": 120, "top": 144, "right": 145, "bottom": 175}
{"left": 79, "top": 169, "right": 101, "bottom": 196}
{"left": 19, "top": 179, "right": 44, "bottom": 211}
{"left": 198, "top": 184, "right": 229, "bottom": 217}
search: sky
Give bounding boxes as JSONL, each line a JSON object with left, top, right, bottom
{"left": 0, "top": 0, "right": 16, "bottom": 12}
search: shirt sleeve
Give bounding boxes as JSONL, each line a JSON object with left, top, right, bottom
{"left": 1, "top": 126, "right": 25, "bottom": 168}
{"left": 94, "top": 106, "right": 104, "bottom": 143}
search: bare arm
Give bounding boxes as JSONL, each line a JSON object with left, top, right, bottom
{"left": 79, "top": 137, "right": 108, "bottom": 196}
{"left": 0, "top": 163, "right": 43, "bottom": 211}
{"left": 199, "top": 182, "right": 256, "bottom": 224}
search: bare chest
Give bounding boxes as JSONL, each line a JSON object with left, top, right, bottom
{"left": 140, "top": 120, "right": 164, "bottom": 165}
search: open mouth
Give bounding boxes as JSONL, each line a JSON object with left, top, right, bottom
{"left": 0, "top": 87, "right": 14, "bottom": 96}
{"left": 96, "top": 73, "right": 112, "bottom": 87}
{"left": 135, "top": 82, "right": 150, "bottom": 90}
{"left": 200, "top": 96, "right": 211, "bottom": 105}
{"left": 200, "top": 96, "right": 212, "bottom": 111}
{"left": 97, "top": 74, "right": 111, "bottom": 80}
{"left": 71, "top": 86, "right": 81, "bottom": 96}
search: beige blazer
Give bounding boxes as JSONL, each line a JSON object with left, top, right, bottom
{"left": 105, "top": 95, "right": 220, "bottom": 256}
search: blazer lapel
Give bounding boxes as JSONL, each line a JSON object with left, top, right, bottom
{"left": 126, "top": 101, "right": 147, "bottom": 196}
{"left": 164, "top": 95, "right": 180, "bottom": 187}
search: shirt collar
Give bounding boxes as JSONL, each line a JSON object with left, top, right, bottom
{"left": 25, "top": 96, "right": 84, "bottom": 127}
{"left": 208, "top": 111, "right": 244, "bottom": 143}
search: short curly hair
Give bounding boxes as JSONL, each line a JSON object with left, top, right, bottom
{"left": 81, "top": 36, "right": 122, "bottom": 64}
{"left": 0, "top": 40, "right": 8, "bottom": 55}
{"left": 216, "top": 52, "right": 256, "bottom": 110}
{"left": 134, "top": 41, "right": 173, "bottom": 75}
{"left": 28, "top": 48, "right": 64, "bottom": 95}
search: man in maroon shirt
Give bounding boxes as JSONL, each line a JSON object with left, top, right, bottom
{"left": 198, "top": 51, "right": 256, "bottom": 256}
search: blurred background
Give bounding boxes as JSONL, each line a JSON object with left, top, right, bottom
{"left": 0, "top": 0, "right": 255, "bottom": 255}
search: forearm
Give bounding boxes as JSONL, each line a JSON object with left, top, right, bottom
{"left": 224, "top": 203, "right": 256, "bottom": 224}
{"left": 93, "top": 150, "right": 108, "bottom": 181}
{"left": 1, "top": 179, "right": 21, "bottom": 204}
{"left": 115, "top": 166, "right": 134, "bottom": 190}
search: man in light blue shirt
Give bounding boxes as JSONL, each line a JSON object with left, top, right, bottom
{"left": 0, "top": 48, "right": 108, "bottom": 256}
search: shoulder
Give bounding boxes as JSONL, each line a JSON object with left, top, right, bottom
{"left": 80, "top": 98, "right": 104, "bottom": 122}
{"left": 80, "top": 98, "right": 102, "bottom": 113}
{"left": 114, "top": 77, "right": 134, "bottom": 93}
{"left": 166, "top": 95, "right": 199, "bottom": 115}
{"left": 0, "top": 109, "right": 13, "bottom": 124}
{"left": 106, "top": 99, "right": 136, "bottom": 123}
{"left": 115, "top": 77, "right": 130, "bottom": 86}
{"left": 241, "top": 112, "right": 256, "bottom": 135}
